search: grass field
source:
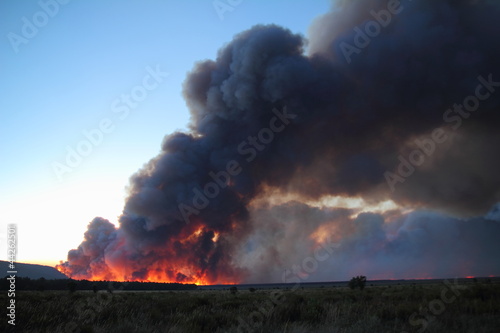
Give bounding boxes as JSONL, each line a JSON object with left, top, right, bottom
{"left": 1, "top": 280, "right": 499, "bottom": 332}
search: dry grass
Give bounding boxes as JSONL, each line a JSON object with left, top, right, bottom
{"left": 1, "top": 281, "right": 499, "bottom": 332}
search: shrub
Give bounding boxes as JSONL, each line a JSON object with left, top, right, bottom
{"left": 348, "top": 276, "right": 367, "bottom": 290}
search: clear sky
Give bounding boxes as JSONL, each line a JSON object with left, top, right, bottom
{"left": 0, "top": 0, "right": 331, "bottom": 266}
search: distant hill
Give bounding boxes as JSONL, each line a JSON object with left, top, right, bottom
{"left": 1, "top": 261, "right": 68, "bottom": 279}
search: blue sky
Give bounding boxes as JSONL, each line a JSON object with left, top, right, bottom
{"left": 0, "top": 0, "right": 330, "bottom": 266}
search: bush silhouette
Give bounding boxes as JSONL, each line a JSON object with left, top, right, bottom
{"left": 348, "top": 276, "right": 367, "bottom": 290}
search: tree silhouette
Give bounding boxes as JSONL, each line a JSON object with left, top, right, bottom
{"left": 348, "top": 276, "right": 367, "bottom": 290}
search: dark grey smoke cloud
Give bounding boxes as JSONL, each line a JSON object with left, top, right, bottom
{"left": 59, "top": 0, "right": 500, "bottom": 282}
{"left": 241, "top": 202, "right": 500, "bottom": 282}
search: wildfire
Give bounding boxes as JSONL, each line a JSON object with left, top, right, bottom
{"left": 56, "top": 220, "right": 240, "bottom": 285}
{"left": 57, "top": 264, "right": 213, "bottom": 285}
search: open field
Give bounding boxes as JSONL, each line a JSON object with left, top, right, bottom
{"left": 1, "top": 279, "right": 499, "bottom": 332}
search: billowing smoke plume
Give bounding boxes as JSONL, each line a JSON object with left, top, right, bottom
{"left": 242, "top": 202, "right": 500, "bottom": 282}
{"left": 58, "top": 0, "right": 500, "bottom": 283}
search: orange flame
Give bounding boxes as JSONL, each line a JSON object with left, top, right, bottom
{"left": 57, "top": 222, "right": 241, "bottom": 285}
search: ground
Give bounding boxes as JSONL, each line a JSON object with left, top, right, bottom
{"left": 1, "top": 279, "right": 499, "bottom": 332}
